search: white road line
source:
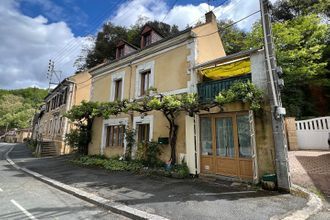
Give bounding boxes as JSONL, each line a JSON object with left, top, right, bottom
{"left": 0, "top": 187, "right": 3, "bottom": 192}
{"left": 10, "top": 199, "right": 37, "bottom": 220}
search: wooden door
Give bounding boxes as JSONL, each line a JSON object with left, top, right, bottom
{"left": 200, "top": 112, "right": 253, "bottom": 180}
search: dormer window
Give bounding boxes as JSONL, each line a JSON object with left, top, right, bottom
{"left": 117, "top": 45, "right": 125, "bottom": 59}
{"left": 115, "top": 40, "right": 138, "bottom": 59}
{"left": 143, "top": 32, "right": 152, "bottom": 47}
{"left": 140, "top": 24, "right": 163, "bottom": 49}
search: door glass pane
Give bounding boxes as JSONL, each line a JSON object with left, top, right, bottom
{"left": 216, "top": 117, "right": 234, "bottom": 157}
{"left": 200, "top": 117, "right": 212, "bottom": 156}
{"left": 237, "top": 115, "right": 252, "bottom": 158}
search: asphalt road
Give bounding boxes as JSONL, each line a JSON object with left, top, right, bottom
{"left": 0, "top": 143, "right": 129, "bottom": 220}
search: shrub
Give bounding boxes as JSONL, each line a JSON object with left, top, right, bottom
{"left": 27, "top": 139, "right": 38, "bottom": 152}
{"left": 172, "top": 163, "right": 190, "bottom": 178}
{"left": 124, "top": 128, "right": 135, "bottom": 161}
{"left": 72, "top": 155, "right": 143, "bottom": 172}
{"left": 136, "top": 141, "right": 163, "bottom": 167}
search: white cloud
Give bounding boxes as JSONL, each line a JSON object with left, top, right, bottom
{"left": 111, "top": 0, "right": 262, "bottom": 30}
{"left": 0, "top": 0, "right": 84, "bottom": 89}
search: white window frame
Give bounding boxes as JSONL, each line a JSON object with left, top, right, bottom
{"left": 135, "top": 61, "right": 155, "bottom": 99}
{"left": 110, "top": 71, "right": 125, "bottom": 101}
{"left": 101, "top": 118, "right": 128, "bottom": 155}
{"left": 132, "top": 115, "right": 154, "bottom": 158}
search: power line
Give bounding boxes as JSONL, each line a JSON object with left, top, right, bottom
{"left": 53, "top": 0, "right": 140, "bottom": 72}
{"left": 162, "top": 0, "right": 179, "bottom": 22}
{"left": 51, "top": 0, "right": 123, "bottom": 63}
{"left": 196, "top": 10, "right": 261, "bottom": 38}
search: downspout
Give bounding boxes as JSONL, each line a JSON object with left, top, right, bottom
{"left": 193, "top": 116, "right": 198, "bottom": 176}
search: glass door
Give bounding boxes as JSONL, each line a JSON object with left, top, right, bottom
{"left": 200, "top": 112, "right": 254, "bottom": 179}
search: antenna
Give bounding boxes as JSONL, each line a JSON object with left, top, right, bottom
{"left": 46, "top": 59, "right": 62, "bottom": 90}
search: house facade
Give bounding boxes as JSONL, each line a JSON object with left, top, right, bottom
{"left": 88, "top": 12, "right": 277, "bottom": 182}
{"left": 35, "top": 71, "right": 91, "bottom": 155}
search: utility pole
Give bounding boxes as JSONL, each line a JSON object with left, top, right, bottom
{"left": 260, "top": 0, "right": 291, "bottom": 192}
{"left": 46, "top": 59, "right": 62, "bottom": 90}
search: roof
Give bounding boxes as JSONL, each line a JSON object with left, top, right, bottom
{"left": 44, "top": 78, "right": 72, "bottom": 100}
{"left": 90, "top": 27, "right": 192, "bottom": 73}
{"left": 140, "top": 24, "right": 165, "bottom": 38}
{"left": 116, "top": 39, "right": 139, "bottom": 50}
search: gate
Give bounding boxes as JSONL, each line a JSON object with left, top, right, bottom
{"left": 295, "top": 117, "right": 330, "bottom": 150}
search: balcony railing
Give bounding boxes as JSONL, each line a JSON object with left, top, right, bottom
{"left": 197, "top": 74, "right": 251, "bottom": 103}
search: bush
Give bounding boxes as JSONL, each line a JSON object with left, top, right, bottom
{"left": 172, "top": 163, "right": 190, "bottom": 178}
{"left": 27, "top": 139, "right": 38, "bottom": 152}
{"left": 72, "top": 155, "right": 190, "bottom": 179}
{"left": 72, "top": 155, "right": 143, "bottom": 172}
{"left": 136, "top": 141, "right": 163, "bottom": 167}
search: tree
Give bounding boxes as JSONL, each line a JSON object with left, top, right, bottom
{"left": 0, "top": 94, "right": 35, "bottom": 130}
{"left": 244, "top": 14, "right": 329, "bottom": 116}
{"left": 272, "top": 0, "right": 330, "bottom": 21}
{"left": 84, "top": 23, "right": 128, "bottom": 69}
{"left": 218, "top": 20, "right": 247, "bottom": 55}
{"left": 77, "top": 20, "right": 181, "bottom": 70}
{"left": 65, "top": 101, "right": 100, "bottom": 155}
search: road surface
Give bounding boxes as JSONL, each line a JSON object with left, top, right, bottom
{"left": 0, "top": 143, "right": 129, "bottom": 220}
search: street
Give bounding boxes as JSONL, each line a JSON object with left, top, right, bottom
{"left": 0, "top": 143, "right": 129, "bottom": 220}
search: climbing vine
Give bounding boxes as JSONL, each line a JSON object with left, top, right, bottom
{"left": 65, "top": 81, "right": 263, "bottom": 160}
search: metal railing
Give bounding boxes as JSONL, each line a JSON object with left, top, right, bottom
{"left": 197, "top": 74, "right": 251, "bottom": 103}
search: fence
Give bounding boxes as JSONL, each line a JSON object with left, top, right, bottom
{"left": 295, "top": 116, "right": 330, "bottom": 150}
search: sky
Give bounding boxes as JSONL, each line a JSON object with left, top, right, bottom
{"left": 0, "top": 0, "right": 266, "bottom": 90}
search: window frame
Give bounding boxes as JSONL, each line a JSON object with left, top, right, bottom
{"left": 135, "top": 61, "right": 154, "bottom": 99}
{"left": 143, "top": 32, "right": 152, "bottom": 47}
{"left": 117, "top": 45, "right": 125, "bottom": 58}
{"left": 105, "top": 125, "right": 125, "bottom": 148}
{"left": 137, "top": 123, "right": 150, "bottom": 144}
{"left": 140, "top": 70, "right": 151, "bottom": 96}
{"left": 114, "top": 79, "right": 123, "bottom": 101}
{"left": 110, "top": 72, "right": 125, "bottom": 101}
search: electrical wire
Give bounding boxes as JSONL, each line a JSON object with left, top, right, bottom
{"left": 161, "top": 0, "right": 179, "bottom": 22}
{"left": 51, "top": 0, "right": 123, "bottom": 63}
{"left": 196, "top": 10, "right": 260, "bottom": 38}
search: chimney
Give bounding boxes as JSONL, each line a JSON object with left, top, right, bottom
{"left": 205, "top": 11, "right": 216, "bottom": 23}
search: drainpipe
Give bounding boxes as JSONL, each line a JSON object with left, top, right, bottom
{"left": 193, "top": 115, "right": 198, "bottom": 176}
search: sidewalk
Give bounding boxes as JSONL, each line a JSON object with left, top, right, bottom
{"left": 9, "top": 144, "right": 307, "bottom": 220}
{"left": 289, "top": 151, "right": 330, "bottom": 220}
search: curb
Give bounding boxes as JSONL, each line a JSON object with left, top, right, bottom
{"left": 270, "top": 184, "right": 323, "bottom": 220}
{"left": 5, "top": 146, "right": 169, "bottom": 220}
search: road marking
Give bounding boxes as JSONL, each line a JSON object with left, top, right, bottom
{"left": 10, "top": 199, "right": 37, "bottom": 220}
{"left": 0, "top": 187, "right": 3, "bottom": 192}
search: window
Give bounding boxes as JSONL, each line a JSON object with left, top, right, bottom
{"left": 137, "top": 124, "right": 150, "bottom": 144}
{"left": 237, "top": 114, "right": 252, "bottom": 158}
{"left": 46, "top": 101, "right": 50, "bottom": 112}
{"left": 114, "top": 79, "right": 122, "bottom": 100}
{"left": 58, "top": 117, "right": 62, "bottom": 134}
{"left": 63, "top": 88, "right": 68, "bottom": 104}
{"left": 117, "top": 46, "right": 125, "bottom": 58}
{"left": 48, "top": 120, "right": 52, "bottom": 134}
{"left": 200, "top": 117, "right": 212, "bottom": 156}
{"left": 140, "top": 70, "right": 151, "bottom": 96}
{"left": 105, "top": 125, "right": 125, "bottom": 147}
{"left": 143, "top": 32, "right": 152, "bottom": 47}
{"left": 216, "top": 117, "right": 234, "bottom": 157}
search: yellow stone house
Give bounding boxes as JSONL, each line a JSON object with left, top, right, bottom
{"left": 88, "top": 12, "right": 277, "bottom": 183}
{"left": 34, "top": 71, "right": 91, "bottom": 156}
